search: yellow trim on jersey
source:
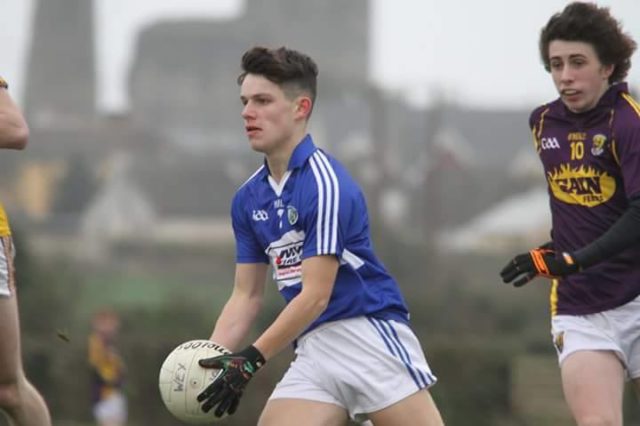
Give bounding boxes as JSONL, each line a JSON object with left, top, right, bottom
{"left": 622, "top": 93, "right": 640, "bottom": 117}
{"left": 533, "top": 107, "right": 550, "bottom": 153}
{"left": 550, "top": 278, "right": 559, "bottom": 317}
{"left": 611, "top": 140, "right": 621, "bottom": 166}
{"left": 0, "top": 204, "right": 11, "bottom": 237}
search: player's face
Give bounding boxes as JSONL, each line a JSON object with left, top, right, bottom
{"left": 548, "top": 40, "right": 614, "bottom": 113}
{"left": 240, "top": 74, "right": 300, "bottom": 155}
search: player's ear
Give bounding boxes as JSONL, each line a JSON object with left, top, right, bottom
{"left": 295, "top": 96, "right": 313, "bottom": 120}
{"left": 602, "top": 63, "right": 615, "bottom": 81}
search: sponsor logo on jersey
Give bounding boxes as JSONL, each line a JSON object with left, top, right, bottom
{"left": 547, "top": 164, "right": 616, "bottom": 207}
{"left": 252, "top": 210, "right": 269, "bottom": 221}
{"left": 540, "top": 137, "right": 560, "bottom": 150}
{"left": 591, "top": 134, "right": 607, "bottom": 156}
{"left": 568, "top": 132, "right": 586, "bottom": 142}
{"left": 267, "top": 230, "right": 305, "bottom": 284}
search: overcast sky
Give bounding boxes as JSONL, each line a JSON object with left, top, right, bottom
{"left": 2, "top": 0, "right": 640, "bottom": 112}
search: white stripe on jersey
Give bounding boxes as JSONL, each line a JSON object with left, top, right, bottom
{"left": 308, "top": 159, "right": 325, "bottom": 254}
{"left": 341, "top": 249, "right": 365, "bottom": 269}
{"left": 238, "top": 165, "right": 265, "bottom": 190}
{"left": 314, "top": 151, "right": 340, "bottom": 253}
{"left": 309, "top": 152, "right": 340, "bottom": 254}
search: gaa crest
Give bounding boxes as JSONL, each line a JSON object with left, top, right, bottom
{"left": 287, "top": 205, "right": 298, "bottom": 225}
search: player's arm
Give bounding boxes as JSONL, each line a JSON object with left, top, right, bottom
{"left": 571, "top": 195, "right": 640, "bottom": 267}
{"left": 209, "top": 262, "right": 268, "bottom": 350}
{"left": 253, "top": 254, "right": 338, "bottom": 359}
{"left": 197, "top": 255, "right": 338, "bottom": 417}
{"left": 0, "top": 80, "right": 28, "bottom": 150}
{"left": 501, "top": 196, "right": 640, "bottom": 286}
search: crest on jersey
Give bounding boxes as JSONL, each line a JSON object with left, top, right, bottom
{"left": 287, "top": 205, "right": 298, "bottom": 225}
{"left": 591, "top": 134, "right": 607, "bottom": 156}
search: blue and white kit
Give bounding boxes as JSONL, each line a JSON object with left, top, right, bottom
{"left": 231, "top": 134, "right": 410, "bottom": 334}
{"left": 231, "top": 135, "right": 437, "bottom": 417}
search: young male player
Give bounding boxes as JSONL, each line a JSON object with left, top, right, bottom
{"left": 197, "top": 46, "right": 444, "bottom": 425}
{"left": 501, "top": 3, "right": 640, "bottom": 425}
{"left": 0, "top": 76, "right": 52, "bottom": 425}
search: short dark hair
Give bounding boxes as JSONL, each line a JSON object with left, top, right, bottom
{"left": 238, "top": 46, "right": 318, "bottom": 106}
{"left": 539, "top": 2, "right": 637, "bottom": 84}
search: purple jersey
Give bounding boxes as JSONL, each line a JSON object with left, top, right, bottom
{"left": 530, "top": 83, "right": 640, "bottom": 316}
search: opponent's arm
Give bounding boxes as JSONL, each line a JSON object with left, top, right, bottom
{"left": 572, "top": 195, "right": 640, "bottom": 267}
{"left": 209, "top": 262, "right": 268, "bottom": 350}
{"left": 198, "top": 255, "right": 338, "bottom": 416}
{"left": 0, "top": 80, "right": 28, "bottom": 150}
{"left": 501, "top": 196, "right": 640, "bottom": 286}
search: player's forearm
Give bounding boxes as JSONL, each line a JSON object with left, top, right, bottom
{"left": 210, "top": 295, "right": 262, "bottom": 351}
{"left": 0, "top": 88, "right": 28, "bottom": 150}
{"left": 253, "top": 288, "right": 329, "bottom": 360}
{"left": 573, "top": 196, "right": 640, "bottom": 268}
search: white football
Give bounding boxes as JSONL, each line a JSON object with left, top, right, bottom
{"left": 158, "top": 339, "right": 231, "bottom": 424}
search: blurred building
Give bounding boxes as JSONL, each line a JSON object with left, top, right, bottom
{"left": 11, "top": 0, "right": 541, "bottom": 261}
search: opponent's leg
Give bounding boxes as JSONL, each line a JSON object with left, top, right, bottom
{"left": 561, "top": 350, "right": 624, "bottom": 426}
{"left": 0, "top": 237, "right": 51, "bottom": 426}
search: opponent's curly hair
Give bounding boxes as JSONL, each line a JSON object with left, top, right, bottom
{"left": 539, "top": 2, "right": 637, "bottom": 83}
{"left": 238, "top": 46, "right": 318, "bottom": 108}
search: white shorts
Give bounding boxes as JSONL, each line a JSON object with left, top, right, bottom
{"left": 269, "top": 316, "right": 437, "bottom": 422}
{"left": 0, "top": 236, "right": 15, "bottom": 298}
{"left": 93, "top": 391, "right": 127, "bottom": 424}
{"left": 551, "top": 294, "right": 640, "bottom": 379}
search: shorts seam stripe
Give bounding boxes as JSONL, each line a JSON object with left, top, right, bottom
{"left": 383, "top": 320, "right": 434, "bottom": 387}
{"left": 370, "top": 318, "right": 423, "bottom": 388}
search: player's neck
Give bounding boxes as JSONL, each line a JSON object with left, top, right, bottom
{"left": 266, "top": 129, "right": 306, "bottom": 182}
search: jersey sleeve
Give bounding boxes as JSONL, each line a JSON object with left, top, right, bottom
{"left": 614, "top": 124, "right": 640, "bottom": 199}
{"left": 231, "top": 190, "right": 268, "bottom": 264}
{"left": 300, "top": 152, "right": 350, "bottom": 259}
{"left": 529, "top": 104, "right": 549, "bottom": 151}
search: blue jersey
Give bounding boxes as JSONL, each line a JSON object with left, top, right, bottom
{"left": 231, "top": 135, "right": 410, "bottom": 334}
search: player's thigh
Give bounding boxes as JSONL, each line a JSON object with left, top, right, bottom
{"left": 0, "top": 237, "right": 20, "bottom": 381}
{"left": 258, "top": 398, "right": 349, "bottom": 426}
{"left": 561, "top": 350, "right": 624, "bottom": 425}
{"left": 366, "top": 389, "right": 443, "bottom": 426}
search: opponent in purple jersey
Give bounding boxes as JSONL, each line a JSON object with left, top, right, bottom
{"left": 500, "top": 3, "right": 640, "bottom": 425}
{"left": 194, "top": 47, "right": 444, "bottom": 425}
{"left": 0, "top": 77, "right": 52, "bottom": 425}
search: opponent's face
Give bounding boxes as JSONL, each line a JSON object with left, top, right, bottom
{"left": 548, "top": 40, "right": 614, "bottom": 113}
{"left": 240, "top": 74, "right": 306, "bottom": 155}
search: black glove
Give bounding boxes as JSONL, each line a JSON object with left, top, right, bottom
{"left": 500, "top": 248, "right": 579, "bottom": 287}
{"left": 197, "top": 345, "right": 265, "bottom": 417}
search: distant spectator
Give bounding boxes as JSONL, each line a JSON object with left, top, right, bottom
{"left": 89, "top": 309, "right": 127, "bottom": 426}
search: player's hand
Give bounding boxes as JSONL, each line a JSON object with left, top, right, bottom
{"left": 197, "top": 345, "right": 265, "bottom": 417}
{"left": 500, "top": 248, "right": 579, "bottom": 287}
